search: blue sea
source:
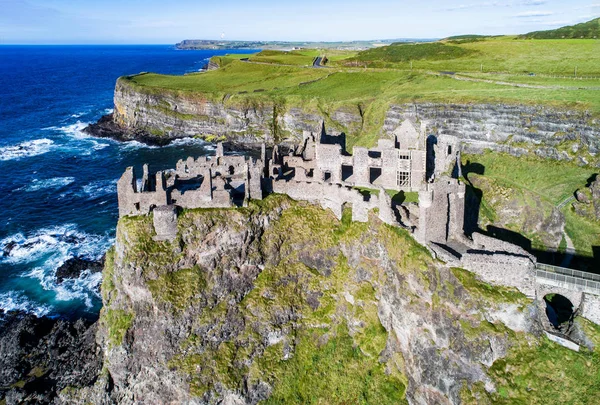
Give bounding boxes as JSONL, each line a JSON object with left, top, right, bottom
{"left": 0, "top": 45, "right": 256, "bottom": 320}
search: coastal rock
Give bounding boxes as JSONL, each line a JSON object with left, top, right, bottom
{"left": 386, "top": 103, "right": 600, "bottom": 163}
{"left": 0, "top": 312, "right": 101, "bottom": 404}
{"left": 55, "top": 257, "right": 104, "bottom": 284}
{"left": 94, "top": 77, "right": 600, "bottom": 159}
{"left": 60, "top": 197, "right": 566, "bottom": 404}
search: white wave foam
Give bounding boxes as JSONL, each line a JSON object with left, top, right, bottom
{"left": 121, "top": 140, "right": 159, "bottom": 150}
{"left": 0, "top": 291, "right": 52, "bottom": 317}
{"left": 104, "top": 108, "right": 114, "bottom": 115}
{"left": 71, "top": 111, "right": 87, "bottom": 118}
{"left": 169, "top": 137, "right": 212, "bottom": 147}
{"left": 16, "top": 177, "right": 75, "bottom": 192}
{"left": 0, "top": 224, "right": 112, "bottom": 264}
{"left": 1, "top": 224, "right": 113, "bottom": 310}
{"left": 80, "top": 179, "right": 117, "bottom": 199}
{"left": 25, "top": 266, "right": 103, "bottom": 308}
{"left": 0, "top": 139, "right": 55, "bottom": 161}
{"left": 120, "top": 137, "right": 214, "bottom": 151}
{"left": 48, "top": 121, "right": 89, "bottom": 138}
{"left": 45, "top": 121, "right": 110, "bottom": 154}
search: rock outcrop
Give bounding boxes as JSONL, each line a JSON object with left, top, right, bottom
{"left": 0, "top": 312, "right": 101, "bottom": 404}
{"left": 56, "top": 195, "right": 600, "bottom": 405}
{"left": 386, "top": 103, "right": 600, "bottom": 166}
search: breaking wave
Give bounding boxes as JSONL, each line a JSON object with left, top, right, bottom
{"left": 25, "top": 267, "right": 103, "bottom": 308}
{"left": 80, "top": 179, "right": 118, "bottom": 199}
{"left": 16, "top": 176, "right": 76, "bottom": 192}
{"left": 0, "top": 291, "right": 52, "bottom": 317}
{"left": 0, "top": 139, "right": 55, "bottom": 161}
{"left": 0, "top": 224, "right": 113, "bottom": 311}
{"left": 0, "top": 224, "right": 112, "bottom": 265}
{"left": 45, "top": 121, "right": 111, "bottom": 153}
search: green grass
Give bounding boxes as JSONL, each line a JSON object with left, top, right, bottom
{"left": 463, "top": 151, "right": 594, "bottom": 206}
{"left": 147, "top": 266, "right": 207, "bottom": 312}
{"left": 458, "top": 72, "right": 600, "bottom": 88}
{"left": 344, "top": 42, "right": 477, "bottom": 66}
{"left": 210, "top": 53, "right": 256, "bottom": 67}
{"left": 485, "top": 336, "right": 600, "bottom": 404}
{"left": 249, "top": 49, "right": 320, "bottom": 66}
{"left": 337, "top": 37, "right": 600, "bottom": 76}
{"left": 123, "top": 62, "right": 331, "bottom": 95}
{"left": 103, "top": 308, "right": 134, "bottom": 347}
{"left": 463, "top": 151, "right": 600, "bottom": 255}
{"left": 521, "top": 17, "right": 600, "bottom": 39}
{"left": 121, "top": 38, "right": 600, "bottom": 149}
{"left": 259, "top": 325, "right": 407, "bottom": 405}
{"left": 564, "top": 208, "right": 600, "bottom": 257}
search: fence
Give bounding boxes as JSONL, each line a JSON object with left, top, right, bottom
{"left": 536, "top": 263, "right": 600, "bottom": 295}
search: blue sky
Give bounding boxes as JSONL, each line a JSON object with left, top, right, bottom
{"left": 0, "top": 0, "right": 598, "bottom": 44}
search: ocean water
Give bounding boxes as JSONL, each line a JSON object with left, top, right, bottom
{"left": 0, "top": 45, "right": 256, "bottom": 319}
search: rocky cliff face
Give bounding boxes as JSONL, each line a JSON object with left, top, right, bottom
{"left": 104, "top": 80, "right": 600, "bottom": 166}
{"left": 107, "top": 79, "right": 327, "bottom": 145}
{"left": 386, "top": 103, "right": 600, "bottom": 166}
{"left": 59, "top": 196, "right": 600, "bottom": 405}
{"left": 0, "top": 313, "right": 101, "bottom": 404}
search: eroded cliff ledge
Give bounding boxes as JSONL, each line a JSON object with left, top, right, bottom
{"left": 61, "top": 196, "right": 600, "bottom": 405}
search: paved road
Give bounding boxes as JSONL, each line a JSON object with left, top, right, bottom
{"left": 313, "top": 57, "right": 326, "bottom": 68}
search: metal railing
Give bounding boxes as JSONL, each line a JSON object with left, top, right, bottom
{"left": 536, "top": 263, "right": 600, "bottom": 282}
{"left": 535, "top": 268, "right": 600, "bottom": 296}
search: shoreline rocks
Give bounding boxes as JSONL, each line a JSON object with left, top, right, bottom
{"left": 55, "top": 257, "right": 104, "bottom": 284}
{"left": 83, "top": 114, "right": 174, "bottom": 146}
{"left": 0, "top": 312, "right": 101, "bottom": 404}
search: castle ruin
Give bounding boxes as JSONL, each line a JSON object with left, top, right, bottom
{"left": 116, "top": 118, "right": 600, "bottom": 333}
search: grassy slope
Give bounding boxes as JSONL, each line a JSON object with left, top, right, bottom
{"left": 249, "top": 49, "right": 320, "bottom": 66}
{"left": 335, "top": 37, "right": 600, "bottom": 76}
{"left": 463, "top": 151, "right": 600, "bottom": 256}
{"left": 126, "top": 60, "right": 600, "bottom": 149}
{"left": 126, "top": 38, "right": 600, "bottom": 135}
{"left": 521, "top": 17, "right": 600, "bottom": 39}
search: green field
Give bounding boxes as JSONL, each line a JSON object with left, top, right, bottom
{"left": 521, "top": 17, "right": 600, "bottom": 39}
{"left": 248, "top": 49, "right": 320, "bottom": 66}
{"left": 128, "top": 36, "right": 600, "bottom": 124}
{"left": 334, "top": 37, "right": 600, "bottom": 76}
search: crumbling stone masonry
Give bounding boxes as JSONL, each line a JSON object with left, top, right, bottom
{"left": 116, "top": 118, "right": 600, "bottom": 328}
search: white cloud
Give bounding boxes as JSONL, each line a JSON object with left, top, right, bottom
{"left": 514, "top": 10, "right": 554, "bottom": 17}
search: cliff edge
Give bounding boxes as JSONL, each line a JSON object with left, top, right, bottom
{"left": 58, "top": 195, "right": 600, "bottom": 404}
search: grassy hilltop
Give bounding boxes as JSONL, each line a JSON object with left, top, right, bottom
{"left": 521, "top": 17, "right": 600, "bottom": 39}
{"left": 128, "top": 32, "right": 600, "bottom": 116}
{"left": 125, "top": 34, "right": 600, "bottom": 148}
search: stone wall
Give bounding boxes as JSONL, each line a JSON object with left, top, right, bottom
{"left": 462, "top": 253, "right": 536, "bottom": 297}
{"left": 272, "top": 180, "right": 378, "bottom": 222}
{"left": 582, "top": 294, "right": 600, "bottom": 325}
{"left": 418, "top": 178, "right": 466, "bottom": 244}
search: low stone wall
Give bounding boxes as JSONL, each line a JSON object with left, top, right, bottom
{"left": 461, "top": 252, "right": 536, "bottom": 297}
{"left": 272, "top": 180, "right": 378, "bottom": 222}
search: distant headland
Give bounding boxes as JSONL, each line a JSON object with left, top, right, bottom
{"left": 175, "top": 38, "right": 437, "bottom": 51}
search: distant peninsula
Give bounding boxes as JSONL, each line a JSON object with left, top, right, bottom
{"left": 175, "top": 38, "right": 436, "bottom": 51}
